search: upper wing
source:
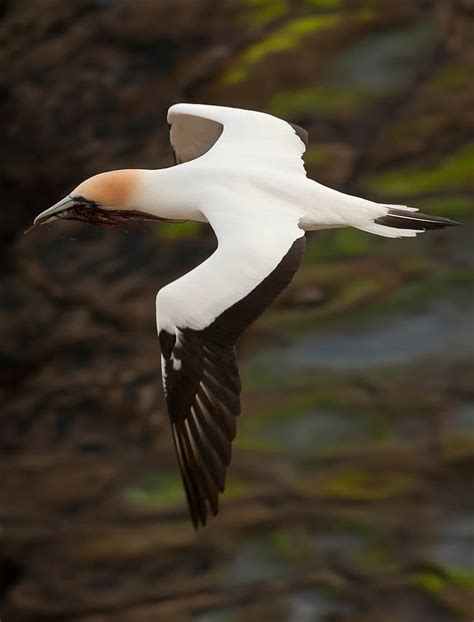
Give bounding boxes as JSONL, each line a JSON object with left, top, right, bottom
{"left": 167, "top": 103, "right": 308, "bottom": 168}
{"left": 157, "top": 214, "right": 305, "bottom": 528}
{"left": 169, "top": 113, "right": 223, "bottom": 164}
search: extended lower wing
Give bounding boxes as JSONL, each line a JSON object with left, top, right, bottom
{"left": 156, "top": 213, "right": 305, "bottom": 528}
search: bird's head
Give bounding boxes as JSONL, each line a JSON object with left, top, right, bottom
{"left": 27, "top": 169, "right": 161, "bottom": 231}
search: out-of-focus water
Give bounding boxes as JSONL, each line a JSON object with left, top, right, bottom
{"left": 247, "top": 301, "right": 474, "bottom": 373}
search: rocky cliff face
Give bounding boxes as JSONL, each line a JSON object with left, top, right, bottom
{"left": 1, "top": 1, "right": 473, "bottom": 620}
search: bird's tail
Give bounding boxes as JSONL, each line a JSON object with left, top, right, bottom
{"left": 355, "top": 204, "right": 460, "bottom": 238}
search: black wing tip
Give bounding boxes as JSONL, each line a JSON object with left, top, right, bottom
{"left": 289, "top": 122, "right": 309, "bottom": 148}
{"left": 190, "top": 502, "right": 219, "bottom": 530}
{"left": 375, "top": 209, "right": 462, "bottom": 231}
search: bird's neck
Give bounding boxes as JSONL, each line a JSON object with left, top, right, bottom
{"left": 134, "top": 167, "right": 203, "bottom": 222}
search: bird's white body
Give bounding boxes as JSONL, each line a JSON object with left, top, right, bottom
{"left": 148, "top": 103, "right": 412, "bottom": 333}
{"left": 137, "top": 103, "right": 405, "bottom": 234}
{"left": 32, "top": 102, "right": 458, "bottom": 528}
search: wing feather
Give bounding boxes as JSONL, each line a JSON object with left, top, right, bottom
{"left": 167, "top": 103, "right": 308, "bottom": 168}
{"left": 169, "top": 114, "right": 223, "bottom": 164}
{"left": 157, "top": 234, "right": 305, "bottom": 528}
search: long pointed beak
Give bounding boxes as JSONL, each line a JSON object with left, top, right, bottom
{"left": 25, "top": 196, "right": 77, "bottom": 233}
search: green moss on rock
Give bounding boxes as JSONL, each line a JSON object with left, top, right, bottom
{"left": 367, "top": 143, "right": 474, "bottom": 196}
{"left": 305, "top": 228, "right": 382, "bottom": 262}
{"left": 415, "top": 195, "right": 473, "bottom": 218}
{"left": 122, "top": 471, "right": 185, "bottom": 509}
{"left": 432, "top": 64, "right": 472, "bottom": 89}
{"left": 269, "top": 85, "right": 370, "bottom": 117}
{"left": 243, "top": 0, "right": 287, "bottom": 27}
{"left": 158, "top": 220, "right": 202, "bottom": 240}
{"left": 318, "top": 468, "right": 415, "bottom": 500}
{"left": 305, "top": 0, "right": 342, "bottom": 8}
{"left": 410, "top": 570, "right": 446, "bottom": 594}
{"left": 222, "top": 14, "right": 340, "bottom": 84}
{"left": 411, "top": 566, "right": 474, "bottom": 595}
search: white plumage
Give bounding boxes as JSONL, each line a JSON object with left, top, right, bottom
{"left": 31, "top": 103, "right": 459, "bottom": 528}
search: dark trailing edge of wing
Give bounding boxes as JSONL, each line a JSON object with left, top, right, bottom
{"left": 159, "top": 235, "right": 306, "bottom": 528}
{"left": 203, "top": 235, "right": 306, "bottom": 345}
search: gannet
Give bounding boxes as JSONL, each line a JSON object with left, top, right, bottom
{"left": 31, "top": 103, "right": 459, "bottom": 528}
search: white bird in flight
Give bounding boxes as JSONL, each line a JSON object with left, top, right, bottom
{"left": 31, "top": 103, "right": 459, "bottom": 528}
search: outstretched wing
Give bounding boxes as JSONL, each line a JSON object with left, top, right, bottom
{"left": 159, "top": 328, "right": 240, "bottom": 527}
{"left": 157, "top": 214, "right": 305, "bottom": 528}
{"left": 167, "top": 102, "right": 308, "bottom": 168}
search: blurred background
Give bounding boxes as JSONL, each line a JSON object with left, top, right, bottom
{"left": 1, "top": 0, "right": 473, "bottom": 620}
